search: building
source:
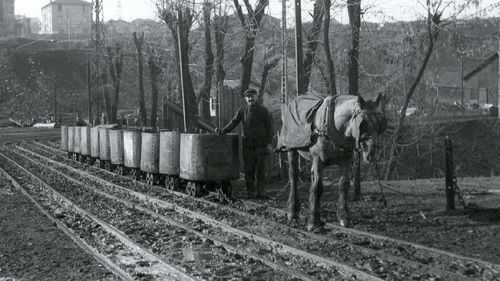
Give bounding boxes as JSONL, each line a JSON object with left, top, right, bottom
{"left": 0, "top": 0, "right": 15, "bottom": 37}
{"left": 14, "top": 16, "right": 41, "bottom": 37}
{"left": 41, "top": 0, "right": 91, "bottom": 36}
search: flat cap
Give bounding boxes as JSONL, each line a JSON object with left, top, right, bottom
{"left": 243, "top": 88, "right": 258, "bottom": 97}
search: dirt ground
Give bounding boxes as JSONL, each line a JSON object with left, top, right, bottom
{"left": 240, "top": 174, "right": 500, "bottom": 265}
{"left": 0, "top": 176, "right": 116, "bottom": 280}
{"left": 1, "top": 127, "right": 499, "bottom": 279}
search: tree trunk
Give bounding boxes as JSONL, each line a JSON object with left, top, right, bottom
{"left": 232, "top": 0, "right": 269, "bottom": 95}
{"left": 214, "top": 12, "right": 227, "bottom": 127}
{"left": 347, "top": 0, "right": 362, "bottom": 198}
{"left": 106, "top": 46, "right": 123, "bottom": 124}
{"left": 199, "top": 1, "right": 214, "bottom": 122}
{"left": 258, "top": 55, "right": 281, "bottom": 100}
{"left": 347, "top": 0, "right": 361, "bottom": 96}
{"left": 148, "top": 55, "right": 161, "bottom": 130}
{"left": 162, "top": 7, "right": 197, "bottom": 132}
{"left": 133, "top": 32, "right": 147, "bottom": 126}
{"left": 384, "top": 11, "right": 440, "bottom": 180}
{"left": 322, "top": 0, "right": 337, "bottom": 96}
{"left": 303, "top": 0, "right": 325, "bottom": 92}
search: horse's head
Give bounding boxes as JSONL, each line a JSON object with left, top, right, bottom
{"left": 351, "top": 93, "right": 387, "bottom": 163}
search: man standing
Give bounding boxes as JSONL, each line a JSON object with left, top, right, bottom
{"left": 216, "top": 88, "right": 273, "bottom": 199}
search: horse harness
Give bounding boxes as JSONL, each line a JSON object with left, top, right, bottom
{"left": 312, "top": 97, "right": 379, "bottom": 153}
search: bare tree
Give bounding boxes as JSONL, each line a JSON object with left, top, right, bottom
{"left": 384, "top": 0, "right": 443, "bottom": 179}
{"left": 105, "top": 46, "right": 124, "bottom": 124}
{"left": 199, "top": 1, "right": 214, "bottom": 122}
{"left": 257, "top": 51, "right": 281, "bottom": 100}
{"left": 322, "top": 0, "right": 337, "bottom": 96}
{"left": 347, "top": 0, "right": 361, "bottom": 96}
{"left": 232, "top": 0, "right": 269, "bottom": 95}
{"left": 148, "top": 54, "right": 162, "bottom": 130}
{"left": 303, "top": 0, "right": 325, "bottom": 92}
{"left": 213, "top": 2, "right": 229, "bottom": 126}
{"left": 158, "top": 1, "right": 197, "bottom": 131}
{"left": 133, "top": 32, "right": 148, "bottom": 126}
{"left": 347, "top": 0, "right": 362, "bottom": 199}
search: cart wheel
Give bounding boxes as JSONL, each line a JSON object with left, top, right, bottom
{"left": 145, "top": 173, "right": 153, "bottom": 185}
{"left": 131, "top": 168, "right": 140, "bottom": 180}
{"left": 217, "top": 181, "right": 233, "bottom": 202}
{"left": 166, "top": 176, "right": 179, "bottom": 191}
{"left": 116, "top": 165, "right": 123, "bottom": 175}
{"left": 186, "top": 182, "right": 193, "bottom": 196}
{"left": 186, "top": 182, "right": 201, "bottom": 197}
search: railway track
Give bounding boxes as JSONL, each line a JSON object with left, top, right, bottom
{"left": 2, "top": 145, "right": 380, "bottom": 281}
{"left": 16, "top": 140, "right": 500, "bottom": 280}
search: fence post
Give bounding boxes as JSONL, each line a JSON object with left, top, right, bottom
{"left": 444, "top": 136, "right": 455, "bottom": 210}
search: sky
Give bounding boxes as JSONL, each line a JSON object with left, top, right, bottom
{"left": 14, "top": 0, "right": 500, "bottom": 24}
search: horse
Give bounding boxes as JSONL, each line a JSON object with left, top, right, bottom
{"left": 284, "top": 93, "right": 387, "bottom": 230}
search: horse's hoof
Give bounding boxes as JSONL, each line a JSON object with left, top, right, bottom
{"left": 339, "top": 219, "right": 350, "bottom": 228}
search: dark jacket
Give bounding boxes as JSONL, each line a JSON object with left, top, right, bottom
{"left": 222, "top": 104, "right": 273, "bottom": 148}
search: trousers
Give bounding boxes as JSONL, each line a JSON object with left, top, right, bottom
{"left": 243, "top": 147, "right": 267, "bottom": 195}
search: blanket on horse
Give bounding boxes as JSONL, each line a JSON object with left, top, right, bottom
{"left": 278, "top": 93, "right": 326, "bottom": 149}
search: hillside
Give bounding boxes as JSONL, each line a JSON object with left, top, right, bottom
{"left": 0, "top": 16, "right": 498, "bottom": 123}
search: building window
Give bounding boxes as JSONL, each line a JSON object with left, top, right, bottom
{"left": 58, "top": 4, "right": 62, "bottom": 11}
{"left": 82, "top": 5, "right": 85, "bottom": 12}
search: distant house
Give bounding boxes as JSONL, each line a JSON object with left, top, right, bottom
{"left": 15, "top": 16, "right": 41, "bottom": 37}
{"left": 41, "top": 0, "right": 91, "bottom": 36}
{"left": 0, "top": 0, "right": 15, "bottom": 37}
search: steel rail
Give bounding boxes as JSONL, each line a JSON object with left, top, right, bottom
{"left": 13, "top": 144, "right": 384, "bottom": 281}
{"left": 29, "top": 140, "right": 500, "bottom": 276}
{"left": 0, "top": 166, "right": 134, "bottom": 281}
{"left": 8, "top": 147, "right": 317, "bottom": 280}
{"left": 0, "top": 151, "right": 198, "bottom": 281}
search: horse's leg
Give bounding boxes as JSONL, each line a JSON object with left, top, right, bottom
{"left": 307, "top": 156, "right": 323, "bottom": 231}
{"left": 338, "top": 161, "right": 351, "bottom": 227}
{"left": 287, "top": 149, "right": 299, "bottom": 221}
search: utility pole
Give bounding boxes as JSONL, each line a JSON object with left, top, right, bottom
{"left": 280, "top": 0, "right": 289, "bottom": 178}
{"left": 87, "top": 60, "right": 92, "bottom": 124}
{"left": 281, "top": 0, "right": 288, "bottom": 106}
{"left": 294, "top": 0, "right": 304, "bottom": 96}
{"left": 91, "top": 0, "right": 105, "bottom": 123}
{"left": 54, "top": 84, "right": 58, "bottom": 124}
{"left": 460, "top": 55, "right": 464, "bottom": 115}
{"left": 177, "top": 9, "right": 188, "bottom": 132}
{"left": 498, "top": 34, "right": 500, "bottom": 119}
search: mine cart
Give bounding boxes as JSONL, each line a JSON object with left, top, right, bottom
{"left": 180, "top": 133, "right": 239, "bottom": 199}
{"left": 159, "top": 131, "right": 180, "bottom": 190}
{"left": 98, "top": 127, "right": 111, "bottom": 169}
{"left": 123, "top": 130, "right": 141, "bottom": 179}
{"left": 109, "top": 129, "right": 125, "bottom": 174}
{"left": 60, "top": 126, "right": 68, "bottom": 151}
{"left": 67, "top": 126, "right": 74, "bottom": 159}
{"left": 90, "top": 127, "right": 100, "bottom": 165}
{"left": 80, "top": 126, "right": 91, "bottom": 163}
{"left": 73, "top": 125, "right": 81, "bottom": 161}
{"left": 141, "top": 131, "right": 160, "bottom": 185}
